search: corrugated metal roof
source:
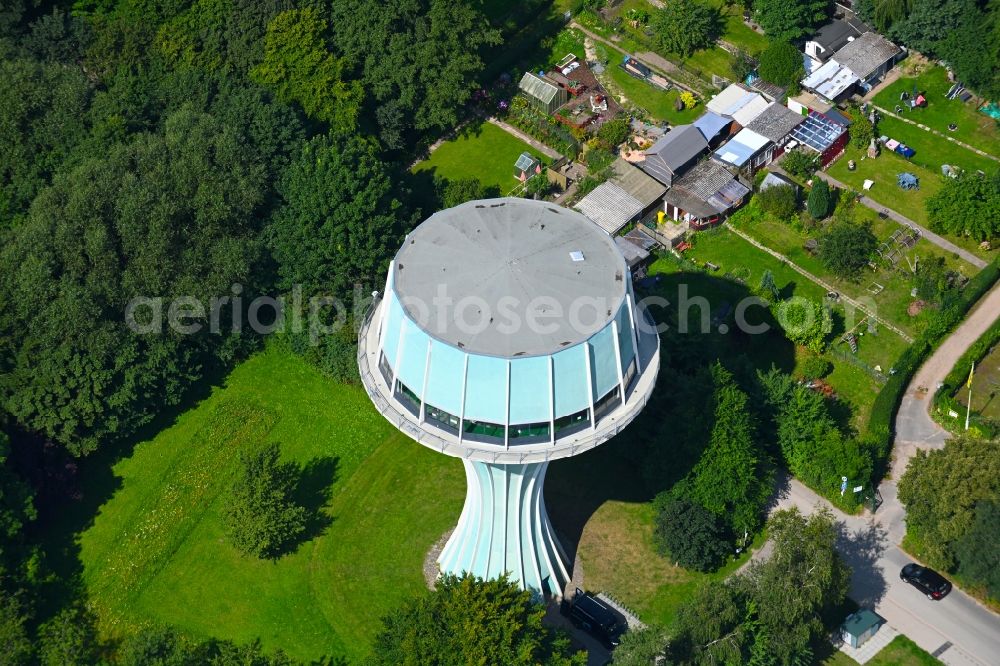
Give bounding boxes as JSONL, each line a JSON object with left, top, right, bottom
{"left": 746, "top": 102, "right": 806, "bottom": 142}
{"left": 610, "top": 158, "right": 667, "bottom": 207}
{"left": 732, "top": 95, "right": 770, "bottom": 127}
{"left": 693, "top": 111, "right": 732, "bottom": 141}
{"left": 675, "top": 160, "right": 736, "bottom": 200}
{"left": 713, "top": 129, "right": 770, "bottom": 167}
{"left": 802, "top": 60, "right": 858, "bottom": 101}
{"left": 574, "top": 181, "right": 644, "bottom": 235}
{"left": 640, "top": 125, "right": 709, "bottom": 185}
{"left": 833, "top": 32, "right": 901, "bottom": 79}
{"left": 706, "top": 83, "right": 759, "bottom": 117}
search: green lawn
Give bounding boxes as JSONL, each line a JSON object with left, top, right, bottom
{"left": 683, "top": 45, "right": 738, "bottom": 82}
{"left": 412, "top": 122, "right": 548, "bottom": 194}
{"left": 731, "top": 207, "right": 978, "bottom": 338}
{"left": 873, "top": 65, "right": 1000, "bottom": 159}
{"left": 877, "top": 115, "right": 999, "bottom": 175}
{"left": 826, "top": 145, "right": 941, "bottom": 227}
{"left": 75, "top": 349, "right": 465, "bottom": 662}
{"left": 820, "top": 634, "right": 939, "bottom": 665}
{"left": 825, "top": 147, "right": 993, "bottom": 260}
{"left": 953, "top": 341, "right": 1000, "bottom": 421}
{"left": 603, "top": 63, "right": 703, "bottom": 125}
{"left": 662, "top": 229, "right": 906, "bottom": 428}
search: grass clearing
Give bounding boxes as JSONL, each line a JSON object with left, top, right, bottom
{"left": 820, "top": 634, "right": 939, "bottom": 665}
{"left": 412, "top": 122, "right": 548, "bottom": 193}
{"left": 825, "top": 148, "right": 993, "bottom": 260}
{"left": 603, "top": 63, "right": 703, "bottom": 125}
{"left": 952, "top": 341, "right": 1000, "bottom": 421}
{"left": 877, "top": 115, "right": 999, "bottom": 175}
{"left": 75, "top": 349, "right": 465, "bottom": 662}
{"left": 873, "top": 65, "right": 1000, "bottom": 159}
{"left": 731, "top": 207, "right": 978, "bottom": 338}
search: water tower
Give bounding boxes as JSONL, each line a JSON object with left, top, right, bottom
{"left": 357, "top": 198, "right": 659, "bottom": 597}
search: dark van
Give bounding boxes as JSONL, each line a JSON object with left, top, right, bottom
{"left": 567, "top": 588, "right": 625, "bottom": 649}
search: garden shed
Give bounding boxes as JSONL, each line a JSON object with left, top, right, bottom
{"left": 518, "top": 72, "right": 568, "bottom": 114}
{"left": 841, "top": 609, "right": 885, "bottom": 648}
{"left": 514, "top": 152, "right": 541, "bottom": 181}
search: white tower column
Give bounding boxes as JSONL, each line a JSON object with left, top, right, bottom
{"left": 437, "top": 460, "right": 569, "bottom": 598}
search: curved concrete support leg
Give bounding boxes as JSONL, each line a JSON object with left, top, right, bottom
{"left": 437, "top": 460, "right": 569, "bottom": 598}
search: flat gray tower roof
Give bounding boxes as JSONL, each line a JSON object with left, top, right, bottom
{"left": 392, "top": 198, "right": 628, "bottom": 357}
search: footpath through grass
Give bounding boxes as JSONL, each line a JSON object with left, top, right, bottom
{"left": 76, "top": 348, "right": 465, "bottom": 662}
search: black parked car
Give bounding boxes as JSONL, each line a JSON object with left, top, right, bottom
{"left": 566, "top": 589, "right": 625, "bottom": 649}
{"left": 900, "top": 563, "right": 952, "bottom": 600}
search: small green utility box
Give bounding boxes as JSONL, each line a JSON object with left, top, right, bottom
{"left": 841, "top": 609, "right": 884, "bottom": 648}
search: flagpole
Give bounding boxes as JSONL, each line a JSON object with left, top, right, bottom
{"left": 965, "top": 361, "right": 974, "bottom": 431}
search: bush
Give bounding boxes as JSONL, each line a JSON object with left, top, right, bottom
{"left": 849, "top": 108, "right": 875, "bottom": 148}
{"left": 782, "top": 148, "right": 818, "bottom": 180}
{"left": 224, "top": 442, "right": 308, "bottom": 558}
{"left": 819, "top": 221, "right": 877, "bottom": 278}
{"left": 758, "top": 41, "right": 805, "bottom": 89}
{"left": 799, "top": 355, "right": 832, "bottom": 380}
{"left": 597, "top": 114, "right": 630, "bottom": 148}
{"left": 807, "top": 179, "right": 833, "bottom": 219}
{"left": 772, "top": 297, "right": 830, "bottom": 353}
{"left": 756, "top": 184, "right": 798, "bottom": 219}
{"left": 653, "top": 496, "right": 731, "bottom": 571}
{"left": 680, "top": 91, "right": 698, "bottom": 109}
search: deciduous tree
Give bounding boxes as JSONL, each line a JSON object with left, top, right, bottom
{"left": 224, "top": 442, "right": 308, "bottom": 559}
{"left": 820, "top": 221, "right": 877, "bottom": 278}
{"left": 368, "top": 574, "right": 585, "bottom": 666}
{"left": 757, "top": 41, "right": 804, "bottom": 90}
{"left": 955, "top": 500, "right": 1000, "bottom": 599}
{"left": 753, "top": 0, "right": 830, "bottom": 42}
{"left": 927, "top": 171, "right": 1000, "bottom": 242}
{"left": 652, "top": 0, "right": 720, "bottom": 58}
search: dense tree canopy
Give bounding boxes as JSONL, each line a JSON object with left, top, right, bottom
{"left": 954, "top": 500, "right": 1000, "bottom": 599}
{"left": 757, "top": 41, "right": 804, "bottom": 90}
{"left": 652, "top": 0, "right": 720, "bottom": 58}
{"left": 329, "top": 0, "right": 501, "bottom": 148}
{"left": 753, "top": 0, "right": 830, "bottom": 42}
{"left": 1, "top": 107, "right": 269, "bottom": 454}
{"left": 898, "top": 437, "right": 1000, "bottom": 570}
{"left": 268, "top": 132, "right": 408, "bottom": 300}
{"left": 756, "top": 184, "right": 798, "bottom": 220}
{"left": 820, "top": 221, "right": 877, "bottom": 278}
{"left": 368, "top": 574, "right": 585, "bottom": 666}
{"left": 654, "top": 497, "right": 731, "bottom": 571}
{"left": 927, "top": 171, "right": 1000, "bottom": 242}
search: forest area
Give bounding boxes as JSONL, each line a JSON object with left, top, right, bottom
{"left": 0, "top": 0, "right": 519, "bottom": 661}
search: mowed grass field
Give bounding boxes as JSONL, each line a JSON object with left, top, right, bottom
{"left": 873, "top": 65, "right": 1000, "bottom": 159}
{"left": 76, "top": 349, "right": 465, "bottom": 662}
{"left": 820, "top": 635, "right": 939, "bottom": 665}
{"left": 412, "top": 122, "right": 547, "bottom": 193}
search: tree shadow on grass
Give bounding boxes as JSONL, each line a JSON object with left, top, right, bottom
{"left": 288, "top": 455, "right": 341, "bottom": 551}
{"left": 836, "top": 520, "right": 890, "bottom": 608}
{"left": 546, "top": 271, "right": 798, "bottom": 569}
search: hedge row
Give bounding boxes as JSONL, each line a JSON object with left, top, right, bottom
{"left": 865, "top": 258, "right": 1000, "bottom": 476}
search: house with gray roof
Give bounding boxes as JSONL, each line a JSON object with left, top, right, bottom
{"left": 637, "top": 125, "right": 708, "bottom": 186}
{"left": 804, "top": 18, "right": 869, "bottom": 68}
{"left": 519, "top": 72, "right": 568, "bottom": 114}
{"left": 746, "top": 102, "right": 805, "bottom": 143}
{"left": 574, "top": 158, "right": 667, "bottom": 235}
{"left": 831, "top": 31, "right": 902, "bottom": 91}
{"left": 662, "top": 160, "right": 750, "bottom": 229}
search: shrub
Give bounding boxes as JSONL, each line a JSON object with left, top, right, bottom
{"left": 680, "top": 90, "right": 698, "bottom": 109}
{"left": 653, "top": 496, "right": 731, "bottom": 571}
{"left": 819, "top": 221, "right": 877, "bottom": 279}
{"left": 806, "top": 179, "right": 833, "bottom": 219}
{"left": 597, "top": 115, "right": 630, "bottom": 148}
{"left": 756, "top": 184, "right": 798, "bottom": 219}
{"left": 772, "top": 297, "right": 830, "bottom": 353}
{"left": 799, "top": 355, "right": 832, "bottom": 380}
{"left": 782, "top": 149, "right": 818, "bottom": 180}
{"left": 224, "top": 442, "right": 308, "bottom": 558}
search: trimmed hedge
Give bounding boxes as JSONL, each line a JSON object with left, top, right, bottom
{"left": 865, "top": 258, "right": 1000, "bottom": 477}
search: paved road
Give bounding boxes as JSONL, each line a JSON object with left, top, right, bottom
{"left": 757, "top": 281, "right": 1000, "bottom": 665}
{"left": 769, "top": 479, "right": 1000, "bottom": 666}
{"left": 815, "top": 171, "right": 988, "bottom": 270}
